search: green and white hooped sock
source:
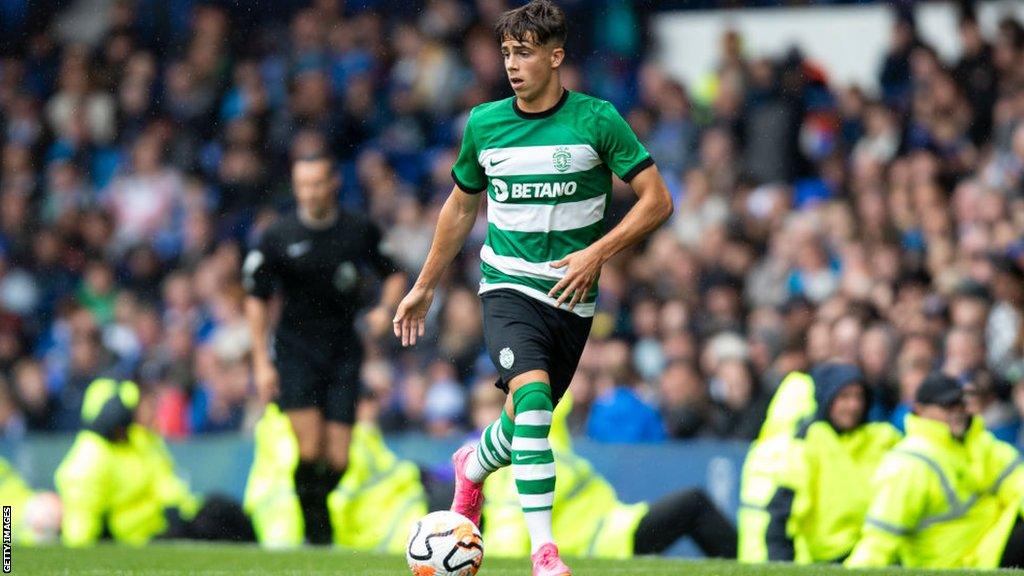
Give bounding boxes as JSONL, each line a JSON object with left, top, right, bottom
{"left": 466, "top": 410, "right": 515, "bottom": 483}
{"left": 511, "top": 382, "right": 556, "bottom": 554}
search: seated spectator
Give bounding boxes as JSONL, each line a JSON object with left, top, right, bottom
{"left": 739, "top": 364, "right": 900, "bottom": 564}
{"left": 55, "top": 378, "right": 253, "bottom": 546}
{"left": 847, "top": 373, "right": 1024, "bottom": 569}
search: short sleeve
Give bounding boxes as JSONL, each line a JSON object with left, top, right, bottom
{"left": 595, "top": 101, "right": 654, "bottom": 182}
{"left": 242, "top": 230, "right": 279, "bottom": 300}
{"left": 451, "top": 111, "right": 488, "bottom": 194}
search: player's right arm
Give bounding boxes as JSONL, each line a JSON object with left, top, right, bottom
{"left": 392, "top": 186, "right": 481, "bottom": 347}
{"left": 394, "top": 111, "right": 486, "bottom": 347}
{"left": 243, "top": 232, "right": 280, "bottom": 404}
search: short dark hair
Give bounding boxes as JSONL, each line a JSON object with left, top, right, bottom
{"left": 495, "top": 0, "right": 567, "bottom": 47}
{"left": 293, "top": 151, "right": 336, "bottom": 172}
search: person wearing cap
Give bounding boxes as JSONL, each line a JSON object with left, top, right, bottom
{"left": 55, "top": 378, "right": 252, "bottom": 546}
{"left": 738, "top": 363, "right": 900, "bottom": 563}
{"left": 846, "top": 373, "right": 1024, "bottom": 568}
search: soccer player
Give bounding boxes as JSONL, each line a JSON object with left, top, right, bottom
{"left": 243, "top": 152, "right": 406, "bottom": 544}
{"left": 391, "top": 1, "right": 673, "bottom": 573}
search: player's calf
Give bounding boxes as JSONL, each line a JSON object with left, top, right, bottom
{"left": 511, "top": 382, "right": 557, "bottom": 554}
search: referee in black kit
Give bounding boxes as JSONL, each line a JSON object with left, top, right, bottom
{"left": 243, "top": 152, "right": 406, "bottom": 544}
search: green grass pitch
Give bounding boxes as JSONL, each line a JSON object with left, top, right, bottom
{"left": 13, "top": 543, "right": 1014, "bottom": 575}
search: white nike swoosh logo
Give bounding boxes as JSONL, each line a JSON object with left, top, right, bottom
{"left": 286, "top": 241, "right": 312, "bottom": 258}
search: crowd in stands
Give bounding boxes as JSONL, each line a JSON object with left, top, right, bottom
{"left": 2, "top": 0, "right": 1024, "bottom": 446}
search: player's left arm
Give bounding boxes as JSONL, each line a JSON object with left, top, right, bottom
{"left": 549, "top": 163, "right": 673, "bottom": 310}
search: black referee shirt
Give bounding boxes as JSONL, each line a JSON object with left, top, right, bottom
{"left": 243, "top": 211, "right": 400, "bottom": 344}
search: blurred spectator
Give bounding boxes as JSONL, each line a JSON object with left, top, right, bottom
{"left": 707, "top": 359, "right": 766, "bottom": 440}
{"left": 102, "top": 131, "right": 185, "bottom": 254}
{"left": 0, "top": 2, "right": 1021, "bottom": 447}
{"left": 965, "top": 369, "right": 1020, "bottom": 444}
{"left": 658, "top": 360, "right": 709, "bottom": 439}
{"left": 587, "top": 340, "right": 667, "bottom": 443}
{"left": 12, "top": 359, "right": 55, "bottom": 432}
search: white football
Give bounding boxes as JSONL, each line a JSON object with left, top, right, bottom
{"left": 24, "top": 492, "right": 62, "bottom": 544}
{"left": 406, "top": 510, "right": 484, "bottom": 576}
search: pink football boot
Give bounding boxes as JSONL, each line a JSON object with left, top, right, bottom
{"left": 531, "top": 543, "right": 571, "bottom": 576}
{"left": 450, "top": 445, "right": 484, "bottom": 527}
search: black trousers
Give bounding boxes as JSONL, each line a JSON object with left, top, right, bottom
{"left": 1001, "top": 517, "right": 1024, "bottom": 568}
{"left": 161, "top": 494, "right": 255, "bottom": 542}
{"left": 632, "top": 488, "right": 737, "bottom": 558}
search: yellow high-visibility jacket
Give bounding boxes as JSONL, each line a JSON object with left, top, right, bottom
{"left": 757, "top": 371, "right": 816, "bottom": 441}
{"left": 243, "top": 403, "right": 304, "bottom": 548}
{"left": 738, "top": 420, "right": 900, "bottom": 563}
{"left": 0, "top": 457, "right": 53, "bottom": 545}
{"left": 244, "top": 404, "right": 428, "bottom": 552}
{"left": 327, "top": 422, "right": 428, "bottom": 553}
{"left": 846, "top": 414, "right": 1024, "bottom": 569}
{"left": 55, "top": 425, "right": 199, "bottom": 546}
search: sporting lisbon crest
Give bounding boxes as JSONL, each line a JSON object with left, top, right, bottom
{"left": 552, "top": 147, "right": 572, "bottom": 172}
{"left": 499, "top": 347, "right": 515, "bottom": 369}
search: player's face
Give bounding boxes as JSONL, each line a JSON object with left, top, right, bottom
{"left": 501, "top": 36, "right": 563, "bottom": 101}
{"left": 292, "top": 159, "right": 338, "bottom": 219}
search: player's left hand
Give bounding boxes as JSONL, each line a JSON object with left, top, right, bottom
{"left": 365, "top": 305, "right": 392, "bottom": 339}
{"left": 548, "top": 246, "right": 605, "bottom": 311}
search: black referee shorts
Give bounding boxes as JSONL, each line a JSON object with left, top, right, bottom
{"left": 272, "top": 330, "right": 361, "bottom": 425}
{"left": 481, "top": 288, "right": 593, "bottom": 403}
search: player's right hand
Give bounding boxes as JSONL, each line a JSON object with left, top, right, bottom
{"left": 253, "top": 359, "right": 280, "bottom": 404}
{"left": 392, "top": 285, "right": 434, "bottom": 347}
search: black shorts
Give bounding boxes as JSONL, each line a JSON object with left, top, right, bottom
{"left": 272, "top": 330, "right": 361, "bottom": 424}
{"left": 481, "top": 288, "right": 593, "bottom": 403}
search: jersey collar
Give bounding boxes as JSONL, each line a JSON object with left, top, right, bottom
{"left": 513, "top": 89, "right": 569, "bottom": 120}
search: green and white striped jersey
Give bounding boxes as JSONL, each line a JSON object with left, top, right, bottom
{"left": 451, "top": 90, "right": 653, "bottom": 317}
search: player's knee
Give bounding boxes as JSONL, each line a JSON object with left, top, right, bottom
{"left": 295, "top": 434, "right": 323, "bottom": 462}
{"left": 511, "top": 382, "right": 553, "bottom": 416}
{"left": 326, "top": 446, "right": 348, "bottom": 473}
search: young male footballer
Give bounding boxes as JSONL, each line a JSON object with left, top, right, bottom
{"left": 392, "top": 1, "right": 672, "bottom": 573}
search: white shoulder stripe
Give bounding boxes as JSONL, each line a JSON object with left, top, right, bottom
{"left": 487, "top": 194, "right": 606, "bottom": 233}
{"left": 479, "top": 145, "right": 602, "bottom": 177}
